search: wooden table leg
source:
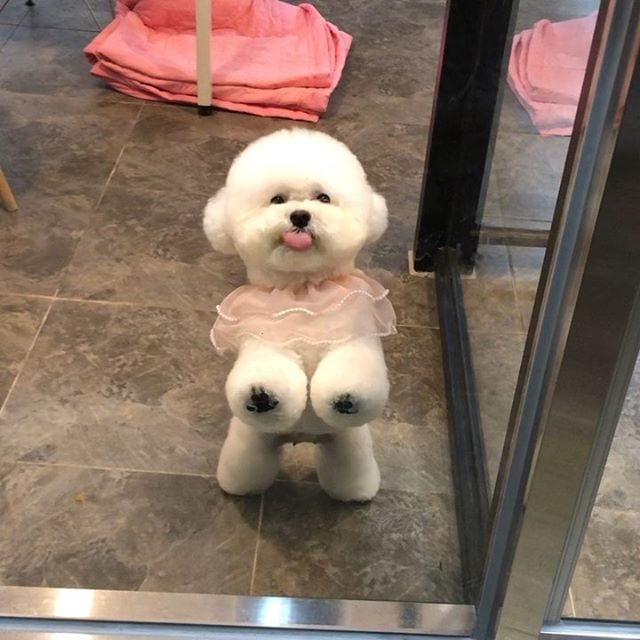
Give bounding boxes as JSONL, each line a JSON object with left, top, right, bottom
{"left": 0, "top": 168, "right": 18, "bottom": 212}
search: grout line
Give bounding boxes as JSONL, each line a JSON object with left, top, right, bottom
{"left": 0, "top": 293, "right": 454, "bottom": 330}
{"left": 506, "top": 245, "right": 530, "bottom": 333}
{"left": 50, "top": 103, "right": 145, "bottom": 301}
{"left": 466, "top": 327, "right": 528, "bottom": 337}
{"left": 81, "top": 0, "right": 102, "bottom": 30}
{"left": 12, "top": 459, "right": 322, "bottom": 486}
{"left": 484, "top": 158, "right": 534, "bottom": 336}
{"left": 249, "top": 494, "right": 265, "bottom": 596}
{"left": 52, "top": 295, "right": 176, "bottom": 308}
{"left": 15, "top": 1, "right": 29, "bottom": 27}
{"left": 0, "top": 287, "right": 58, "bottom": 418}
{"left": 93, "top": 103, "right": 144, "bottom": 212}
{"left": 396, "top": 322, "right": 440, "bottom": 330}
{"left": 12, "top": 459, "right": 218, "bottom": 479}
{"left": 0, "top": 21, "right": 20, "bottom": 49}
{"left": 0, "top": 291, "right": 220, "bottom": 313}
{"left": 0, "top": 294, "right": 526, "bottom": 337}
{"left": 274, "top": 476, "right": 317, "bottom": 486}
{"left": 568, "top": 587, "right": 577, "bottom": 617}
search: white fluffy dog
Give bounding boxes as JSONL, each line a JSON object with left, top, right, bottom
{"left": 203, "top": 129, "right": 396, "bottom": 502}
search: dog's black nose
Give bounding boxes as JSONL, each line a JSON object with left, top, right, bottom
{"left": 289, "top": 210, "right": 311, "bottom": 228}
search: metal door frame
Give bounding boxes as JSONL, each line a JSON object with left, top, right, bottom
{"left": 0, "top": 588, "right": 475, "bottom": 638}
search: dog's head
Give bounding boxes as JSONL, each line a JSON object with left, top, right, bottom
{"left": 203, "top": 129, "right": 388, "bottom": 285}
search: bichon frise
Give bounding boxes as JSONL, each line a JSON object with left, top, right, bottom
{"left": 203, "top": 128, "right": 397, "bottom": 502}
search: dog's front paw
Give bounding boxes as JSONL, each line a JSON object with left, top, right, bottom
{"left": 332, "top": 393, "right": 359, "bottom": 415}
{"left": 311, "top": 379, "right": 388, "bottom": 428}
{"left": 312, "top": 383, "right": 387, "bottom": 428}
{"left": 309, "top": 338, "right": 389, "bottom": 428}
{"left": 246, "top": 386, "right": 280, "bottom": 413}
{"left": 226, "top": 352, "right": 307, "bottom": 431}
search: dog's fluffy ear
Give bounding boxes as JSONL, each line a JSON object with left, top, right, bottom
{"left": 367, "top": 191, "right": 388, "bottom": 243}
{"left": 203, "top": 187, "right": 236, "bottom": 255}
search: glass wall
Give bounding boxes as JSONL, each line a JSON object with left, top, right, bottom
{"left": 462, "top": 0, "right": 600, "bottom": 490}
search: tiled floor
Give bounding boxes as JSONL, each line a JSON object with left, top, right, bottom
{"left": 0, "top": 0, "right": 463, "bottom": 602}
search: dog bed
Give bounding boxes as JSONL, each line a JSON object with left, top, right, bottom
{"left": 84, "top": 0, "right": 352, "bottom": 122}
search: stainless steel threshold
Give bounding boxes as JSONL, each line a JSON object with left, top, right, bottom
{"left": 541, "top": 619, "right": 640, "bottom": 640}
{"left": 0, "top": 624, "right": 473, "bottom": 640}
{"left": 0, "top": 586, "right": 475, "bottom": 638}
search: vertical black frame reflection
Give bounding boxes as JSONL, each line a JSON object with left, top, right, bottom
{"left": 413, "top": 0, "right": 520, "bottom": 603}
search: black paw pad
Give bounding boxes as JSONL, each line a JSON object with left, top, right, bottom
{"left": 246, "top": 387, "right": 279, "bottom": 413}
{"left": 333, "top": 393, "right": 359, "bottom": 415}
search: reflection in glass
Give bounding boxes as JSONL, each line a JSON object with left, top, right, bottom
{"left": 463, "top": 0, "right": 600, "bottom": 492}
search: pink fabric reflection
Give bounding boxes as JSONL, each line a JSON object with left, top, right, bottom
{"left": 211, "top": 271, "right": 397, "bottom": 354}
{"left": 508, "top": 12, "right": 597, "bottom": 136}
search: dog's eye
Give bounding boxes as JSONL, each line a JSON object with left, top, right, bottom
{"left": 317, "top": 193, "right": 331, "bottom": 204}
{"left": 270, "top": 194, "right": 286, "bottom": 205}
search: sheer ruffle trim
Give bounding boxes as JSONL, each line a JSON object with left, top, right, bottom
{"left": 211, "top": 270, "right": 397, "bottom": 353}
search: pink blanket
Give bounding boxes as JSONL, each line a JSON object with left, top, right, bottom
{"left": 508, "top": 12, "right": 597, "bottom": 136}
{"left": 84, "top": 0, "right": 352, "bottom": 122}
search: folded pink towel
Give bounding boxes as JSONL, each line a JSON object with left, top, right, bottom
{"left": 508, "top": 12, "right": 597, "bottom": 136}
{"left": 84, "top": 0, "right": 352, "bottom": 122}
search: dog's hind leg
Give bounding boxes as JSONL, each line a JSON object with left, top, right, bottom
{"left": 314, "top": 425, "right": 380, "bottom": 502}
{"left": 217, "top": 417, "right": 280, "bottom": 495}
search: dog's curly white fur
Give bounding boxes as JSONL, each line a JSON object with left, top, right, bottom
{"left": 203, "top": 129, "right": 390, "bottom": 502}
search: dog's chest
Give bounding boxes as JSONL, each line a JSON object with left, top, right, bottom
{"left": 291, "top": 343, "right": 330, "bottom": 376}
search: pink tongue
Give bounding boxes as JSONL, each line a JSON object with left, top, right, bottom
{"left": 282, "top": 230, "right": 313, "bottom": 251}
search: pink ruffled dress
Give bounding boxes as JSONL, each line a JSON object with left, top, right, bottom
{"left": 211, "top": 271, "right": 397, "bottom": 354}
